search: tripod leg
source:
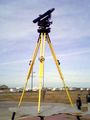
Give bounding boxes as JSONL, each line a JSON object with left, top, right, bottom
{"left": 18, "top": 34, "right": 41, "bottom": 107}
{"left": 46, "top": 34, "right": 73, "bottom": 107}
{"left": 38, "top": 116, "right": 45, "bottom": 120}
{"left": 42, "top": 33, "right": 46, "bottom": 88}
{"left": 38, "top": 33, "right": 46, "bottom": 113}
{"left": 76, "top": 115, "right": 81, "bottom": 120}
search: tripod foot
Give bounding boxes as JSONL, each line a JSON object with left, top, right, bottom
{"left": 38, "top": 116, "right": 45, "bottom": 120}
{"left": 76, "top": 115, "right": 81, "bottom": 120}
{"left": 11, "top": 112, "right": 16, "bottom": 120}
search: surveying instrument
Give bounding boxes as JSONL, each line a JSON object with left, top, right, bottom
{"left": 11, "top": 8, "right": 74, "bottom": 120}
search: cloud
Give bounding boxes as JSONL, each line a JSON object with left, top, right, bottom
{"left": 0, "top": 0, "right": 40, "bottom": 41}
{"left": 45, "top": 47, "right": 90, "bottom": 60}
{"left": 60, "top": 48, "right": 90, "bottom": 57}
{"left": 0, "top": 59, "right": 29, "bottom": 66}
{"left": 0, "top": 0, "right": 90, "bottom": 87}
{"left": 51, "top": 2, "right": 90, "bottom": 46}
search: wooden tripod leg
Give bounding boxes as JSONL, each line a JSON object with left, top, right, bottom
{"left": 46, "top": 34, "right": 74, "bottom": 107}
{"left": 38, "top": 33, "right": 46, "bottom": 113}
{"left": 18, "top": 34, "right": 41, "bottom": 107}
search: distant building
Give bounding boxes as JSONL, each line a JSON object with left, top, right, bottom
{"left": 62, "top": 86, "right": 69, "bottom": 90}
{"left": 51, "top": 88, "right": 56, "bottom": 91}
{"left": 51, "top": 88, "right": 60, "bottom": 91}
{"left": 32, "top": 87, "right": 38, "bottom": 91}
{"left": 9, "top": 88, "right": 17, "bottom": 92}
{"left": 87, "top": 88, "right": 90, "bottom": 91}
{"left": 80, "top": 88, "right": 87, "bottom": 91}
{"left": 69, "top": 87, "right": 77, "bottom": 91}
{"left": 0, "top": 85, "right": 9, "bottom": 90}
{"left": 0, "top": 90, "right": 3, "bottom": 93}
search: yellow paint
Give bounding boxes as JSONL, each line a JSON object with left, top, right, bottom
{"left": 18, "top": 35, "right": 41, "bottom": 108}
{"left": 18, "top": 32, "right": 74, "bottom": 114}
{"left": 47, "top": 35, "right": 74, "bottom": 107}
{"left": 38, "top": 33, "right": 46, "bottom": 113}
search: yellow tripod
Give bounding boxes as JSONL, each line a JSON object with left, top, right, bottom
{"left": 18, "top": 32, "right": 74, "bottom": 114}
{"left": 11, "top": 8, "right": 77, "bottom": 120}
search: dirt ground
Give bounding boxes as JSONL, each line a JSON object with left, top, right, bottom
{"left": 19, "top": 113, "right": 90, "bottom": 120}
{"left": 0, "top": 90, "right": 89, "bottom": 103}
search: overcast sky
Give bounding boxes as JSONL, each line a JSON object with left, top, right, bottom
{"left": 0, "top": 0, "right": 90, "bottom": 88}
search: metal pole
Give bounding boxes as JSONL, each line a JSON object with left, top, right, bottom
{"left": 31, "top": 68, "right": 33, "bottom": 90}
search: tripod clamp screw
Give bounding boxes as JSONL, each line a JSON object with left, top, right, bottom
{"left": 39, "top": 56, "right": 45, "bottom": 62}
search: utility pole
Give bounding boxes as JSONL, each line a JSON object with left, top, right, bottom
{"left": 29, "top": 60, "right": 35, "bottom": 90}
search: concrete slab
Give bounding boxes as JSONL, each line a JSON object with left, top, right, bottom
{"left": 9, "top": 103, "right": 81, "bottom": 117}
{"left": 9, "top": 102, "right": 90, "bottom": 120}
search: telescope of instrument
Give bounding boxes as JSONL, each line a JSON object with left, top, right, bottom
{"left": 33, "top": 8, "right": 55, "bottom": 33}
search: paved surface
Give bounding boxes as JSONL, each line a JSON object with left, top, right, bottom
{"left": 0, "top": 101, "right": 90, "bottom": 120}
{"left": 0, "top": 101, "right": 35, "bottom": 120}
{"left": 10, "top": 103, "right": 90, "bottom": 117}
{"left": 10, "top": 103, "right": 81, "bottom": 116}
